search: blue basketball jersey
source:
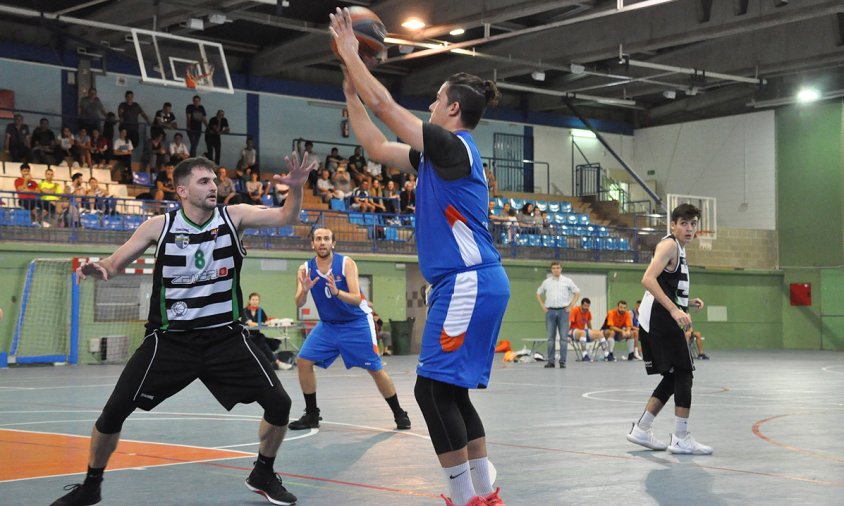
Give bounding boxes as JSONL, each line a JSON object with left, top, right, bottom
{"left": 415, "top": 130, "right": 501, "bottom": 284}
{"left": 306, "top": 253, "right": 371, "bottom": 323}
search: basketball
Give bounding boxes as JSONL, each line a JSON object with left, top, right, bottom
{"left": 330, "top": 6, "right": 387, "bottom": 68}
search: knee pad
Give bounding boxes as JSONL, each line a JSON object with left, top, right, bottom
{"left": 673, "top": 370, "right": 693, "bottom": 408}
{"left": 652, "top": 372, "right": 675, "bottom": 405}
{"left": 414, "top": 376, "right": 468, "bottom": 455}
{"left": 258, "top": 385, "right": 291, "bottom": 427}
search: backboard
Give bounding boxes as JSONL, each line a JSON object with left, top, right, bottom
{"left": 131, "top": 28, "right": 233, "bottom": 94}
{"left": 666, "top": 193, "right": 717, "bottom": 241}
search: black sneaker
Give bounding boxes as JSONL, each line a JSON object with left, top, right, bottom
{"left": 607, "top": 352, "right": 616, "bottom": 362}
{"left": 544, "top": 362, "right": 555, "bottom": 368}
{"left": 246, "top": 471, "right": 297, "bottom": 505}
{"left": 51, "top": 483, "right": 101, "bottom": 506}
{"left": 288, "top": 411, "right": 321, "bottom": 430}
{"left": 559, "top": 362, "right": 566, "bottom": 368}
{"left": 394, "top": 410, "right": 411, "bottom": 430}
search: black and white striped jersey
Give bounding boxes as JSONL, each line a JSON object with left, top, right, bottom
{"left": 147, "top": 207, "right": 246, "bottom": 332}
{"left": 638, "top": 234, "right": 689, "bottom": 333}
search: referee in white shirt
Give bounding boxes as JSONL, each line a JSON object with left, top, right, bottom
{"left": 536, "top": 261, "right": 580, "bottom": 368}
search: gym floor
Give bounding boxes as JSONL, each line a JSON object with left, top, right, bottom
{"left": 1, "top": 350, "right": 842, "bottom": 505}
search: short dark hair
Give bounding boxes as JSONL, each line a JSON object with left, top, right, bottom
{"left": 248, "top": 292, "right": 260, "bottom": 299}
{"left": 71, "top": 172, "right": 83, "bottom": 181}
{"left": 636, "top": 299, "right": 641, "bottom": 304}
{"left": 618, "top": 300, "right": 628, "bottom": 306}
{"left": 582, "top": 298, "right": 591, "bottom": 305}
{"left": 671, "top": 203, "right": 701, "bottom": 223}
{"left": 311, "top": 227, "right": 335, "bottom": 242}
{"left": 45, "top": 167, "right": 54, "bottom": 174}
{"left": 193, "top": 95, "right": 201, "bottom": 101}
{"left": 20, "top": 162, "right": 30, "bottom": 170}
{"left": 173, "top": 157, "right": 217, "bottom": 186}
{"left": 550, "top": 261, "right": 561, "bottom": 268}
{"left": 444, "top": 72, "right": 500, "bottom": 129}
{"left": 164, "top": 102, "right": 172, "bottom": 108}
{"left": 125, "top": 90, "right": 133, "bottom": 97}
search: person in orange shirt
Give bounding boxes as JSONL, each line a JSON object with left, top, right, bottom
{"left": 568, "top": 298, "right": 604, "bottom": 362}
{"left": 601, "top": 300, "right": 634, "bottom": 362}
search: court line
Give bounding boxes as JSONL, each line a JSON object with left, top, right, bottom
{"left": 486, "top": 440, "right": 844, "bottom": 487}
{"left": 821, "top": 365, "right": 844, "bottom": 374}
{"left": 752, "top": 413, "right": 844, "bottom": 463}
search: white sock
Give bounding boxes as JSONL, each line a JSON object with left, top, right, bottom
{"left": 443, "top": 462, "right": 475, "bottom": 505}
{"left": 626, "top": 339, "right": 635, "bottom": 354}
{"left": 468, "top": 457, "right": 494, "bottom": 496}
{"left": 579, "top": 338, "right": 587, "bottom": 355}
{"left": 607, "top": 338, "right": 615, "bottom": 355}
{"left": 674, "top": 416, "right": 689, "bottom": 437}
{"left": 637, "top": 411, "right": 656, "bottom": 431}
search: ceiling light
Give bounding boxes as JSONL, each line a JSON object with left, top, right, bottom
{"left": 449, "top": 28, "right": 465, "bottom": 36}
{"left": 398, "top": 45, "right": 414, "bottom": 54}
{"left": 570, "top": 129, "right": 596, "bottom": 139}
{"left": 187, "top": 17, "right": 204, "bottom": 30}
{"left": 570, "top": 63, "right": 585, "bottom": 74}
{"left": 209, "top": 13, "right": 227, "bottom": 25}
{"left": 662, "top": 90, "right": 677, "bottom": 99}
{"left": 531, "top": 71, "right": 546, "bottom": 81}
{"left": 401, "top": 18, "right": 426, "bottom": 30}
{"left": 685, "top": 86, "right": 699, "bottom": 96}
{"left": 796, "top": 88, "right": 820, "bottom": 103}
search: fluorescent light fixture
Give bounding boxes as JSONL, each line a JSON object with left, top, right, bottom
{"left": 570, "top": 63, "right": 585, "bottom": 74}
{"left": 187, "top": 17, "right": 204, "bottom": 30}
{"left": 531, "top": 70, "right": 546, "bottom": 81}
{"left": 449, "top": 28, "right": 465, "bottom": 36}
{"left": 796, "top": 88, "right": 820, "bottom": 103}
{"left": 570, "top": 129, "right": 596, "bottom": 139}
{"left": 401, "top": 18, "right": 426, "bottom": 30}
{"left": 662, "top": 90, "right": 676, "bottom": 99}
{"left": 209, "top": 13, "right": 227, "bottom": 25}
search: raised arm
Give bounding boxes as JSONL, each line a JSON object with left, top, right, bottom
{"left": 76, "top": 215, "right": 164, "bottom": 282}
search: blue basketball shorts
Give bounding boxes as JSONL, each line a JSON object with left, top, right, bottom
{"left": 298, "top": 315, "right": 382, "bottom": 371}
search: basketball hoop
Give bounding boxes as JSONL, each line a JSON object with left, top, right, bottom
{"left": 696, "top": 230, "right": 714, "bottom": 251}
{"left": 184, "top": 60, "right": 215, "bottom": 89}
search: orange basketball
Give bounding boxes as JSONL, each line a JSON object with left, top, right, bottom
{"left": 330, "top": 6, "right": 387, "bottom": 68}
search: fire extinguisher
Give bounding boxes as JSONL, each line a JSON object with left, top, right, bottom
{"left": 341, "top": 118, "right": 349, "bottom": 138}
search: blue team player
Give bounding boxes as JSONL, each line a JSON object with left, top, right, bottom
{"left": 332, "top": 8, "right": 510, "bottom": 506}
{"left": 288, "top": 227, "right": 411, "bottom": 431}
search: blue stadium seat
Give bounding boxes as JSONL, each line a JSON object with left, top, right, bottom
{"left": 558, "top": 224, "right": 570, "bottom": 236}
{"left": 618, "top": 238, "right": 631, "bottom": 251}
{"left": 363, "top": 214, "right": 381, "bottom": 226}
{"left": 330, "top": 198, "right": 346, "bottom": 211}
{"left": 499, "top": 232, "right": 511, "bottom": 245}
{"left": 277, "top": 226, "right": 295, "bottom": 237}
{"left": 79, "top": 213, "right": 101, "bottom": 229}
{"left": 534, "top": 201, "right": 547, "bottom": 212}
{"left": 103, "top": 215, "right": 124, "bottom": 230}
{"left": 578, "top": 213, "right": 590, "bottom": 225}
{"left": 541, "top": 234, "right": 556, "bottom": 248}
{"left": 385, "top": 226, "right": 400, "bottom": 241}
{"left": 244, "top": 228, "right": 264, "bottom": 236}
{"left": 586, "top": 225, "right": 597, "bottom": 236}
{"left": 515, "top": 234, "right": 529, "bottom": 247}
{"left": 261, "top": 194, "right": 274, "bottom": 207}
{"left": 348, "top": 212, "right": 365, "bottom": 225}
{"left": 510, "top": 198, "right": 524, "bottom": 209}
{"left": 527, "top": 235, "right": 542, "bottom": 247}
{"left": 494, "top": 197, "right": 506, "bottom": 209}
{"left": 552, "top": 213, "right": 566, "bottom": 225}
{"left": 604, "top": 237, "right": 617, "bottom": 250}
{"left": 555, "top": 235, "right": 568, "bottom": 249}
{"left": 561, "top": 202, "right": 573, "bottom": 213}
{"left": 566, "top": 214, "right": 578, "bottom": 225}
{"left": 124, "top": 215, "right": 146, "bottom": 229}
{"left": 547, "top": 202, "right": 560, "bottom": 213}
{"left": 132, "top": 172, "right": 151, "bottom": 186}
{"left": 598, "top": 226, "right": 609, "bottom": 237}
{"left": 299, "top": 210, "right": 309, "bottom": 223}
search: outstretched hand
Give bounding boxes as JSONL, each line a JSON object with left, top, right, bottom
{"left": 329, "top": 7, "right": 359, "bottom": 63}
{"left": 76, "top": 260, "right": 109, "bottom": 284}
{"left": 298, "top": 268, "right": 318, "bottom": 291}
{"left": 273, "top": 151, "right": 316, "bottom": 188}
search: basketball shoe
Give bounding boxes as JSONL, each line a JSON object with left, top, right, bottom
{"left": 667, "top": 433, "right": 713, "bottom": 455}
{"left": 626, "top": 422, "right": 668, "bottom": 450}
{"left": 245, "top": 470, "right": 297, "bottom": 505}
{"left": 50, "top": 482, "right": 101, "bottom": 505}
{"left": 442, "top": 494, "right": 489, "bottom": 505}
{"left": 484, "top": 487, "right": 506, "bottom": 505}
{"left": 288, "top": 410, "right": 321, "bottom": 430}
{"left": 394, "top": 410, "right": 411, "bottom": 430}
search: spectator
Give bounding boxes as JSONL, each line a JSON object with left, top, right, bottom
{"left": 568, "top": 297, "right": 604, "bottom": 362}
{"left": 102, "top": 111, "right": 117, "bottom": 147}
{"left": 371, "top": 308, "right": 392, "bottom": 356}
{"left": 332, "top": 165, "right": 352, "bottom": 198}
{"left": 518, "top": 203, "right": 541, "bottom": 232}
{"left": 78, "top": 87, "right": 108, "bottom": 135}
{"left": 168, "top": 132, "right": 190, "bottom": 165}
{"left": 273, "top": 180, "right": 290, "bottom": 207}
{"left": 536, "top": 261, "right": 580, "bottom": 368}
{"left": 369, "top": 178, "right": 387, "bottom": 212}
{"left": 298, "top": 140, "right": 321, "bottom": 189}
{"left": 185, "top": 95, "right": 207, "bottom": 157}
{"left": 245, "top": 171, "right": 264, "bottom": 204}
{"left": 154, "top": 164, "right": 176, "bottom": 202}
{"left": 238, "top": 137, "right": 257, "bottom": 171}
{"left": 85, "top": 176, "right": 115, "bottom": 215}
{"left": 151, "top": 102, "right": 177, "bottom": 141}
{"left": 484, "top": 162, "right": 498, "bottom": 196}
{"left": 77, "top": 128, "right": 92, "bottom": 168}
{"left": 205, "top": 109, "right": 228, "bottom": 164}
{"left": 38, "top": 167, "right": 62, "bottom": 227}
{"left": 688, "top": 327, "right": 709, "bottom": 360}
{"left": 4, "top": 114, "right": 31, "bottom": 162}
{"left": 241, "top": 292, "right": 286, "bottom": 370}
{"left": 601, "top": 300, "right": 635, "bottom": 362}
{"left": 539, "top": 210, "right": 553, "bottom": 234}
{"left": 112, "top": 128, "right": 134, "bottom": 182}
{"left": 347, "top": 145, "right": 366, "bottom": 177}
{"left": 324, "top": 147, "right": 344, "bottom": 172}
{"left": 91, "top": 128, "right": 109, "bottom": 168}
{"left": 30, "top": 118, "right": 57, "bottom": 165}
{"left": 62, "top": 172, "right": 86, "bottom": 227}
{"left": 399, "top": 180, "right": 415, "bottom": 214}
{"left": 365, "top": 160, "right": 383, "bottom": 182}
{"left": 142, "top": 132, "right": 168, "bottom": 174}
{"left": 216, "top": 167, "right": 242, "bottom": 205}
{"left": 315, "top": 169, "right": 336, "bottom": 202}
{"left": 351, "top": 179, "right": 376, "bottom": 213}
{"left": 14, "top": 163, "right": 42, "bottom": 226}
{"left": 58, "top": 127, "right": 77, "bottom": 166}
{"left": 117, "top": 90, "right": 151, "bottom": 153}
{"left": 383, "top": 180, "right": 400, "bottom": 214}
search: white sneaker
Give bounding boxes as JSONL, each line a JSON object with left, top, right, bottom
{"left": 667, "top": 433, "right": 713, "bottom": 455}
{"left": 626, "top": 423, "right": 667, "bottom": 450}
{"left": 41, "top": 221, "right": 51, "bottom": 228}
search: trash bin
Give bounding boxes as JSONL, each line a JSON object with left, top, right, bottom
{"left": 389, "top": 318, "right": 415, "bottom": 355}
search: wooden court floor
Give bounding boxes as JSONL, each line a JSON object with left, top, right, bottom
{"left": 1, "top": 350, "right": 842, "bottom": 505}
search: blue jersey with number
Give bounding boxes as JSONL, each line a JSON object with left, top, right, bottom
{"left": 306, "top": 253, "right": 371, "bottom": 323}
{"left": 415, "top": 130, "right": 501, "bottom": 284}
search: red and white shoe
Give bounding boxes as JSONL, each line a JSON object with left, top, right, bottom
{"left": 441, "top": 494, "right": 489, "bottom": 506}
{"left": 484, "top": 487, "right": 505, "bottom": 505}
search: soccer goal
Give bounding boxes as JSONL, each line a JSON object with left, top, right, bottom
{"left": 6, "top": 257, "right": 152, "bottom": 367}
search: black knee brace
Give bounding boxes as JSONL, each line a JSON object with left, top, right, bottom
{"left": 414, "top": 376, "right": 468, "bottom": 455}
{"left": 673, "top": 369, "right": 693, "bottom": 408}
{"left": 454, "top": 388, "right": 486, "bottom": 443}
{"left": 652, "top": 372, "right": 675, "bottom": 405}
{"left": 95, "top": 401, "right": 136, "bottom": 434}
{"left": 256, "top": 384, "right": 291, "bottom": 427}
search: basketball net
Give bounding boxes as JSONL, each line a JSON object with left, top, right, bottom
{"left": 185, "top": 61, "right": 215, "bottom": 89}
{"left": 697, "top": 231, "right": 713, "bottom": 251}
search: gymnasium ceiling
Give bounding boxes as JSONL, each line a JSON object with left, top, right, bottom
{"left": 1, "top": 0, "right": 843, "bottom": 128}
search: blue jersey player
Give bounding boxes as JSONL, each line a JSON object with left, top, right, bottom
{"left": 288, "top": 227, "right": 411, "bottom": 431}
{"left": 332, "top": 8, "right": 510, "bottom": 506}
